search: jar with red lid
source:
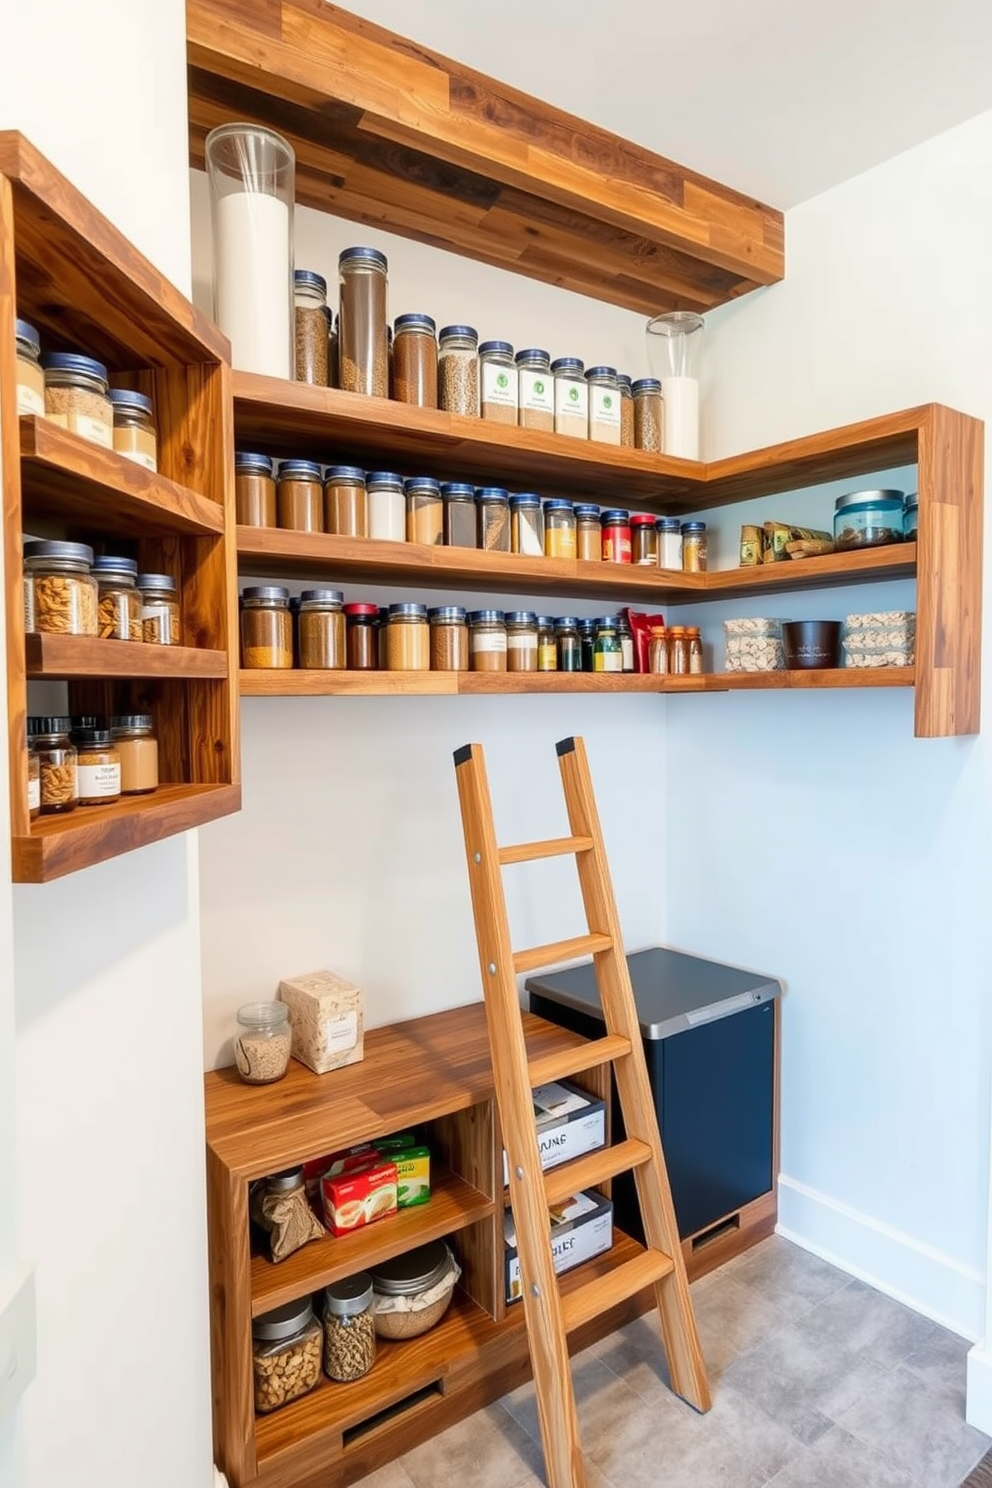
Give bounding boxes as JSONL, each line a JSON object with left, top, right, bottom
{"left": 344, "top": 603, "right": 379, "bottom": 669}
{"left": 601, "top": 509, "right": 631, "bottom": 564}
{"left": 630, "top": 513, "right": 659, "bottom": 566}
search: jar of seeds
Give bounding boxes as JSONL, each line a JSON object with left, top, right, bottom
{"left": 42, "top": 352, "right": 113, "bottom": 447}
{"left": 438, "top": 325, "right": 479, "bottom": 415}
{"left": 429, "top": 606, "right": 469, "bottom": 671}
{"left": 393, "top": 313, "right": 438, "bottom": 407}
{"left": 476, "top": 488, "right": 510, "bottom": 552}
{"left": 442, "top": 482, "right": 478, "bottom": 548}
{"left": 93, "top": 555, "right": 142, "bottom": 641}
{"left": 23, "top": 540, "right": 98, "bottom": 636}
{"left": 617, "top": 374, "right": 634, "bottom": 447}
{"left": 338, "top": 247, "right": 388, "bottom": 397}
{"left": 253, "top": 1298, "right": 322, "bottom": 1412}
{"left": 294, "top": 269, "right": 329, "bottom": 385}
{"left": 324, "top": 1275, "right": 376, "bottom": 1383}
{"left": 139, "top": 573, "right": 180, "bottom": 645}
{"left": 235, "top": 1001, "right": 292, "bottom": 1084}
{"left": 28, "top": 717, "right": 78, "bottom": 815}
{"left": 236, "top": 452, "right": 277, "bottom": 527}
{"left": 515, "top": 348, "right": 554, "bottom": 433}
{"left": 633, "top": 379, "right": 664, "bottom": 452}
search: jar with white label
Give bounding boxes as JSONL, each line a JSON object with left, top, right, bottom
{"left": 139, "top": 573, "right": 181, "bottom": 645}
{"left": 23, "top": 540, "right": 98, "bottom": 636}
{"left": 27, "top": 735, "right": 40, "bottom": 821}
{"left": 42, "top": 353, "right": 113, "bottom": 448}
{"left": 515, "top": 348, "right": 554, "bottom": 433}
{"left": 367, "top": 471, "right": 406, "bottom": 542}
{"left": 468, "top": 610, "right": 507, "bottom": 672}
{"left": 15, "top": 319, "right": 44, "bottom": 416}
{"left": 479, "top": 341, "right": 518, "bottom": 424}
{"left": 505, "top": 611, "right": 538, "bottom": 672}
{"left": 110, "top": 389, "right": 158, "bottom": 471}
{"left": 74, "top": 729, "right": 121, "bottom": 806}
{"left": 551, "top": 357, "right": 588, "bottom": 439}
{"left": 586, "top": 366, "right": 621, "bottom": 445}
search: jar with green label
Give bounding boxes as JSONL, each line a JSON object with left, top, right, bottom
{"left": 515, "top": 348, "right": 554, "bottom": 433}
{"left": 479, "top": 341, "right": 518, "bottom": 424}
{"left": 586, "top": 366, "right": 621, "bottom": 446}
{"left": 552, "top": 357, "right": 588, "bottom": 439}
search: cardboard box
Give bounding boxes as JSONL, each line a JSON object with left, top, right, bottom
{"left": 321, "top": 1159, "right": 397, "bottom": 1235}
{"left": 502, "top": 1079, "right": 606, "bottom": 1187}
{"left": 304, "top": 1133, "right": 430, "bottom": 1208}
{"left": 279, "top": 970, "right": 364, "bottom": 1075}
{"left": 504, "top": 1189, "right": 613, "bottom": 1302}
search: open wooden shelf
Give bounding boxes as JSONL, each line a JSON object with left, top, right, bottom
{"left": 26, "top": 634, "right": 229, "bottom": 680}
{"left": 239, "top": 670, "right": 719, "bottom": 697}
{"left": 716, "top": 667, "right": 914, "bottom": 691}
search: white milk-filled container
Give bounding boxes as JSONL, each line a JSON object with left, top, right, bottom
{"left": 206, "top": 123, "right": 295, "bottom": 378}
{"left": 646, "top": 311, "right": 704, "bottom": 460}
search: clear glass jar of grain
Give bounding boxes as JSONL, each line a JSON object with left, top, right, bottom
{"left": 277, "top": 459, "right": 323, "bottom": 532}
{"left": 111, "top": 714, "right": 159, "bottom": 795}
{"left": 617, "top": 374, "right": 634, "bottom": 447}
{"left": 139, "top": 573, "right": 181, "bottom": 645}
{"left": 385, "top": 603, "right": 429, "bottom": 670}
{"left": 515, "top": 348, "right": 554, "bottom": 432}
{"left": 441, "top": 482, "right": 477, "bottom": 548}
{"left": 586, "top": 366, "right": 621, "bottom": 445}
{"left": 23, "top": 540, "right": 98, "bottom": 636}
{"left": 393, "top": 313, "right": 438, "bottom": 407}
{"left": 551, "top": 357, "right": 588, "bottom": 439}
{"left": 438, "top": 325, "right": 479, "bottom": 415}
{"left": 429, "top": 606, "right": 469, "bottom": 671}
{"left": 479, "top": 341, "right": 518, "bottom": 424}
{"left": 324, "top": 465, "right": 367, "bottom": 538}
{"left": 367, "top": 471, "right": 406, "bottom": 543}
{"left": 476, "top": 487, "right": 510, "bottom": 553}
{"left": 338, "top": 247, "right": 388, "bottom": 397}
{"left": 294, "top": 269, "right": 329, "bottom": 385}
{"left": 323, "top": 1276, "right": 376, "bottom": 1383}
{"left": 28, "top": 717, "right": 78, "bottom": 815}
{"left": 235, "top": 452, "right": 277, "bottom": 527}
{"left": 298, "top": 588, "right": 345, "bottom": 669}
{"left": 93, "top": 555, "right": 142, "bottom": 641}
{"left": 109, "top": 388, "right": 158, "bottom": 470}
{"left": 236, "top": 1002, "right": 293, "bottom": 1088}
{"left": 405, "top": 477, "right": 443, "bottom": 546}
{"left": 633, "top": 378, "right": 664, "bottom": 453}
{"left": 505, "top": 611, "right": 539, "bottom": 672}
{"left": 42, "top": 352, "right": 113, "bottom": 447}
{"left": 241, "top": 586, "right": 293, "bottom": 668}
{"left": 468, "top": 610, "right": 507, "bottom": 672}
{"left": 681, "top": 521, "right": 708, "bottom": 572}
{"left": 15, "top": 318, "right": 44, "bottom": 416}
{"left": 509, "top": 493, "right": 544, "bottom": 557}
{"left": 253, "top": 1297, "right": 322, "bottom": 1411}
{"left": 575, "top": 504, "right": 602, "bottom": 562}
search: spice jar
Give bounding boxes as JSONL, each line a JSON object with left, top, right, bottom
{"left": 479, "top": 340, "right": 518, "bottom": 424}
{"left": 111, "top": 715, "right": 159, "bottom": 795}
{"left": 109, "top": 388, "right": 158, "bottom": 471}
{"left": 15, "top": 318, "right": 44, "bottom": 416}
{"left": 586, "top": 366, "right": 621, "bottom": 445}
{"left": 617, "top": 374, "right": 634, "bottom": 448}
{"left": 429, "top": 605, "right": 469, "bottom": 671}
{"left": 509, "top": 493, "right": 544, "bottom": 557}
{"left": 542, "top": 500, "right": 576, "bottom": 560}
{"left": 556, "top": 617, "right": 581, "bottom": 672}
{"left": 575, "top": 505, "right": 602, "bottom": 562}
{"left": 648, "top": 625, "right": 669, "bottom": 674}
{"left": 235, "top": 1001, "right": 292, "bottom": 1085}
{"left": 93, "top": 555, "right": 142, "bottom": 642}
{"left": 552, "top": 357, "right": 588, "bottom": 439}
{"left": 139, "top": 573, "right": 180, "bottom": 645}
{"left": 438, "top": 325, "right": 479, "bottom": 415}
{"left": 537, "top": 616, "right": 558, "bottom": 671}
{"left": 345, "top": 603, "right": 379, "bottom": 669}
{"left": 324, "top": 466, "right": 367, "bottom": 538}
{"left": 393, "top": 313, "right": 438, "bottom": 407}
{"left": 469, "top": 610, "right": 507, "bottom": 672}
{"left": 367, "top": 471, "right": 406, "bottom": 543}
{"left": 328, "top": 311, "right": 339, "bottom": 388}
{"left": 253, "top": 1298, "right": 323, "bottom": 1413}
{"left": 681, "top": 521, "right": 708, "bottom": 572}
{"left": 42, "top": 352, "right": 113, "bottom": 448}
{"left": 27, "top": 736, "right": 40, "bottom": 821}
{"left": 299, "top": 589, "right": 345, "bottom": 669}
{"left": 476, "top": 488, "right": 510, "bottom": 553}
{"left": 516, "top": 348, "right": 554, "bottom": 433}
{"left": 74, "top": 728, "right": 121, "bottom": 806}
{"left": 442, "top": 482, "right": 477, "bottom": 548}
{"left": 657, "top": 518, "right": 682, "bottom": 570}
{"left": 593, "top": 617, "right": 623, "bottom": 672}
{"left": 616, "top": 613, "right": 635, "bottom": 672}
{"left": 386, "top": 603, "right": 429, "bottom": 670}
{"left": 630, "top": 514, "right": 659, "bottom": 567}
{"left": 505, "top": 611, "right": 539, "bottom": 672}
{"left": 29, "top": 717, "right": 77, "bottom": 815}
{"left": 338, "top": 247, "right": 388, "bottom": 397}
{"left": 236, "top": 452, "right": 277, "bottom": 528}
{"left": 601, "top": 510, "right": 632, "bottom": 564}
{"left": 294, "top": 269, "right": 329, "bottom": 385}
{"left": 405, "top": 477, "right": 443, "bottom": 546}
{"left": 833, "top": 489, "right": 905, "bottom": 550}
{"left": 578, "top": 618, "right": 597, "bottom": 671}
{"left": 904, "top": 492, "right": 919, "bottom": 542}
{"left": 277, "top": 459, "right": 323, "bottom": 533}
{"left": 23, "top": 540, "right": 98, "bottom": 636}
{"left": 241, "top": 585, "right": 293, "bottom": 668}
{"left": 324, "top": 1275, "right": 376, "bottom": 1383}
{"left": 686, "top": 625, "right": 704, "bottom": 674}
{"left": 669, "top": 625, "right": 689, "bottom": 675}
{"left": 633, "top": 378, "right": 664, "bottom": 453}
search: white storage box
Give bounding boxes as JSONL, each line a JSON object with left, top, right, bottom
{"left": 502, "top": 1079, "right": 606, "bottom": 1187}
{"left": 504, "top": 1189, "right": 613, "bottom": 1303}
{"left": 278, "top": 970, "right": 364, "bottom": 1075}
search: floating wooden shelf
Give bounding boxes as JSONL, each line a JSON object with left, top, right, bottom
{"left": 26, "top": 635, "right": 229, "bottom": 680}
{"left": 716, "top": 667, "right": 915, "bottom": 691}
{"left": 239, "top": 670, "right": 715, "bottom": 697}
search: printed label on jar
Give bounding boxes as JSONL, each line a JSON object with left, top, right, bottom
{"left": 324, "top": 1010, "right": 358, "bottom": 1053}
{"left": 481, "top": 362, "right": 517, "bottom": 409}
{"left": 119, "top": 448, "right": 157, "bottom": 472}
{"left": 17, "top": 382, "right": 44, "bottom": 417}
{"left": 27, "top": 775, "right": 40, "bottom": 812}
{"left": 602, "top": 534, "right": 631, "bottom": 562}
{"left": 48, "top": 411, "right": 113, "bottom": 447}
{"left": 589, "top": 385, "right": 621, "bottom": 430}
{"left": 472, "top": 632, "right": 507, "bottom": 654}
{"left": 593, "top": 652, "right": 623, "bottom": 673}
{"left": 77, "top": 762, "right": 121, "bottom": 798}
{"left": 507, "top": 634, "right": 536, "bottom": 651}
{"left": 554, "top": 380, "right": 588, "bottom": 420}
{"left": 518, "top": 368, "right": 554, "bottom": 415}
{"left": 23, "top": 575, "right": 34, "bottom": 633}
{"left": 538, "top": 642, "right": 557, "bottom": 669}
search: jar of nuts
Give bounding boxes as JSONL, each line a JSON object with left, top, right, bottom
{"left": 323, "top": 1274, "right": 376, "bottom": 1382}
{"left": 138, "top": 573, "right": 180, "bottom": 645}
{"left": 252, "top": 1298, "right": 323, "bottom": 1413}
{"left": 234, "top": 1002, "right": 292, "bottom": 1084}
{"left": 93, "top": 555, "right": 142, "bottom": 641}
{"left": 23, "top": 540, "right": 98, "bottom": 637}
{"left": 28, "top": 717, "right": 78, "bottom": 815}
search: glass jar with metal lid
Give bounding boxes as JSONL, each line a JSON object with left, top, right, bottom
{"left": 324, "top": 465, "right": 367, "bottom": 538}
{"left": 429, "top": 606, "right": 469, "bottom": 671}
{"left": 476, "top": 487, "right": 510, "bottom": 552}
{"left": 633, "top": 378, "right": 664, "bottom": 452}
{"left": 385, "top": 603, "right": 429, "bottom": 670}
{"left": 469, "top": 610, "right": 507, "bottom": 672}
{"left": 509, "top": 493, "right": 544, "bottom": 557}
{"left": 668, "top": 624, "right": 690, "bottom": 675}
{"left": 438, "top": 325, "right": 479, "bottom": 415}
{"left": 367, "top": 471, "right": 406, "bottom": 542}
{"left": 74, "top": 728, "right": 121, "bottom": 806}
{"left": 344, "top": 603, "right": 379, "bottom": 669}
{"left": 298, "top": 589, "right": 345, "bottom": 669}
{"left": 544, "top": 500, "right": 576, "bottom": 560}
{"left": 537, "top": 615, "right": 558, "bottom": 671}
{"left": 479, "top": 340, "right": 518, "bottom": 424}
{"left": 28, "top": 717, "right": 77, "bottom": 815}
{"left": 578, "top": 617, "right": 597, "bottom": 671}
{"left": 109, "top": 388, "right": 157, "bottom": 471}
{"left": 139, "top": 573, "right": 180, "bottom": 645}
{"left": 657, "top": 517, "right": 682, "bottom": 570}
{"left": 516, "top": 348, "right": 554, "bottom": 432}
{"left": 253, "top": 1297, "right": 323, "bottom": 1413}
{"left": 93, "top": 554, "right": 142, "bottom": 641}
{"left": 556, "top": 617, "right": 581, "bottom": 672}
{"left": 241, "top": 585, "right": 293, "bottom": 668}
{"left": 593, "top": 617, "right": 623, "bottom": 672}
{"left": 111, "top": 715, "right": 159, "bottom": 795}
{"left": 23, "top": 540, "right": 98, "bottom": 636}
{"left": 505, "top": 611, "right": 539, "bottom": 672}
{"left": 601, "top": 510, "right": 632, "bottom": 564}
{"left": 324, "top": 1274, "right": 376, "bottom": 1382}
{"left": 630, "top": 513, "right": 659, "bottom": 567}
{"left": 235, "top": 452, "right": 277, "bottom": 527}
{"left": 42, "top": 352, "right": 112, "bottom": 447}
{"left": 15, "top": 318, "right": 44, "bottom": 416}
{"left": 338, "top": 246, "right": 388, "bottom": 397}
{"left": 277, "top": 459, "right": 323, "bottom": 532}
{"left": 552, "top": 357, "right": 588, "bottom": 439}
{"left": 575, "top": 504, "right": 601, "bottom": 562}
{"left": 405, "top": 476, "right": 443, "bottom": 546}
{"left": 617, "top": 373, "right": 634, "bottom": 447}
{"left": 294, "top": 268, "right": 329, "bottom": 385}
{"left": 370, "top": 1240, "right": 456, "bottom": 1339}
{"left": 585, "top": 366, "right": 621, "bottom": 445}
{"left": 904, "top": 492, "right": 919, "bottom": 542}
{"left": 27, "top": 734, "right": 40, "bottom": 821}
{"left": 681, "top": 521, "right": 708, "bottom": 572}
{"left": 442, "top": 482, "right": 477, "bottom": 548}
{"left": 833, "top": 489, "right": 905, "bottom": 550}
{"left": 393, "top": 313, "right": 438, "bottom": 407}
{"left": 616, "top": 612, "right": 635, "bottom": 672}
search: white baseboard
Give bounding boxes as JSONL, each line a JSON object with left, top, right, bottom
{"left": 967, "top": 1346, "right": 992, "bottom": 1433}
{"left": 777, "top": 1174, "right": 984, "bottom": 1341}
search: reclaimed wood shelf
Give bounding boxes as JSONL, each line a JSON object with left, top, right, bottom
{"left": 26, "top": 635, "right": 229, "bottom": 680}
{"left": 239, "top": 670, "right": 716, "bottom": 697}
{"left": 717, "top": 667, "right": 915, "bottom": 691}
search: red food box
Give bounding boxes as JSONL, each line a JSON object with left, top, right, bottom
{"left": 322, "top": 1159, "right": 398, "bottom": 1235}
{"left": 303, "top": 1143, "right": 378, "bottom": 1202}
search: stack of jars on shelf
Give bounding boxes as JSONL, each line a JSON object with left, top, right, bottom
{"left": 236, "top": 454, "right": 707, "bottom": 573}
{"left": 22, "top": 540, "right": 181, "bottom": 644}
{"left": 293, "top": 250, "right": 672, "bottom": 451}
{"left": 27, "top": 713, "right": 159, "bottom": 819}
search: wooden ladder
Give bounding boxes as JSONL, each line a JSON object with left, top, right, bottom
{"left": 453, "top": 735, "right": 710, "bottom": 1488}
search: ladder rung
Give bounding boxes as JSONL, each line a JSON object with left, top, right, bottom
{"left": 498, "top": 835, "right": 594, "bottom": 866}
{"left": 526, "top": 1033, "right": 631, "bottom": 1087}
{"left": 542, "top": 1139, "right": 652, "bottom": 1207}
{"left": 561, "top": 1249, "right": 675, "bottom": 1334}
{"left": 513, "top": 932, "right": 613, "bottom": 975}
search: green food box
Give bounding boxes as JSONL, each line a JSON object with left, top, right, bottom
{"left": 390, "top": 1145, "right": 431, "bottom": 1207}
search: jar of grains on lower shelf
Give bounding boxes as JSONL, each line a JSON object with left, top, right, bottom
{"left": 139, "top": 574, "right": 180, "bottom": 645}
{"left": 253, "top": 1298, "right": 323, "bottom": 1413}
{"left": 385, "top": 604, "right": 430, "bottom": 670}
{"left": 429, "top": 607, "right": 469, "bottom": 670}
{"left": 392, "top": 313, "right": 438, "bottom": 407}
{"left": 469, "top": 610, "right": 507, "bottom": 672}
{"left": 29, "top": 718, "right": 78, "bottom": 815}
{"left": 111, "top": 715, "right": 159, "bottom": 794}
{"left": 298, "top": 589, "right": 345, "bottom": 669}
{"left": 323, "top": 1275, "right": 376, "bottom": 1382}
{"left": 241, "top": 586, "right": 293, "bottom": 668}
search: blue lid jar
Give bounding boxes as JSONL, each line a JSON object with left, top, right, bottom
{"left": 441, "top": 482, "right": 475, "bottom": 498}
{"left": 475, "top": 486, "right": 509, "bottom": 503}
{"left": 404, "top": 477, "right": 441, "bottom": 495}
{"left": 834, "top": 489, "right": 904, "bottom": 551}
{"left": 633, "top": 377, "right": 663, "bottom": 395}
{"left": 681, "top": 521, "right": 707, "bottom": 533}
{"left": 109, "top": 388, "right": 153, "bottom": 415}
{"left": 551, "top": 357, "right": 584, "bottom": 375}
{"left": 505, "top": 611, "right": 538, "bottom": 625}
{"left": 277, "top": 459, "right": 322, "bottom": 481}
{"left": 339, "top": 246, "right": 387, "bottom": 272}
{"left": 428, "top": 605, "right": 467, "bottom": 621}
{"left": 516, "top": 348, "right": 550, "bottom": 367}
{"left": 600, "top": 509, "right": 630, "bottom": 525}
{"left": 468, "top": 610, "right": 504, "bottom": 624}
{"left": 585, "top": 365, "right": 617, "bottom": 381}
{"left": 656, "top": 517, "right": 681, "bottom": 531}
{"left": 324, "top": 464, "right": 366, "bottom": 482}
{"left": 15, "top": 318, "right": 40, "bottom": 352}
{"left": 574, "top": 504, "right": 601, "bottom": 519}
{"left": 479, "top": 340, "right": 514, "bottom": 357}
{"left": 367, "top": 471, "right": 404, "bottom": 488}
{"left": 235, "top": 452, "right": 273, "bottom": 475}
{"left": 92, "top": 555, "right": 138, "bottom": 577}
{"left": 294, "top": 269, "right": 327, "bottom": 295}
{"left": 388, "top": 603, "right": 428, "bottom": 618}
{"left": 556, "top": 616, "right": 580, "bottom": 629}
{"left": 394, "top": 313, "right": 436, "bottom": 334}
{"left": 508, "top": 493, "right": 542, "bottom": 508}
{"left": 544, "top": 498, "right": 574, "bottom": 511}
{"left": 42, "top": 352, "right": 109, "bottom": 384}
{"left": 439, "top": 325, "right": 478, "bottom": 342}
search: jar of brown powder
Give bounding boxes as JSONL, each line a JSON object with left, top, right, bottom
{"left": 345, "top": 603, "right": 379, "bottom": 669}
{"left": 241, "top": 586, "right": 293, "bottom": 668}
{"left": 324, "top": 466, "right": 367, "bottom": 538}
{"left": 429, "top": 606, "right": 469, "bottom": 671}
{"left": 110, "top": 388, "right": 158, "bottom": 470}
{"left": 393, "top": 314, "right": 438, "bottom": 407}
{"left": 277, "top": 460, "right": 323, "bottom": 532}
{"left": 111, "top": 715, "right": 159, "bottom": 795}
{"left": 405, "top": 478, "right": 443, "bottom": 546}
{"left": 298, "top": 589, "right": 345, "bottom": 669}
{"left": 385, "top": 604, "right": 429, "bottom": 670}
{"left": 235, "top": 452, "right": 277, "bottom": 527}
{"left": 338, "top": 247, "right": 388, "bottom": 397}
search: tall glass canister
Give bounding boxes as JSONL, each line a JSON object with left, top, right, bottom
{"left": 206, "top": 124, "right": 295, "bottom": 378}
{"left": 646, "top": 311, "right": 704, "bottom": 460}
{"left": 338, "top": 247, "right": 389, "bottom": 397}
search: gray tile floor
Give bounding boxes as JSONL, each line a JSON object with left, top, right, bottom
{"left": 357, "top": 1236, "right": 990, "bottom": 1488}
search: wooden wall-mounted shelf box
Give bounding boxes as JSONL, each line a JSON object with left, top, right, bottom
{"left": 0, "top": 132, "right": 241, "bottom": 881}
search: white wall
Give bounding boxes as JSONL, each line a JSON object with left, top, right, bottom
{"left": 665, "top": 111, "right": 992, "bottom": 1345}
{"left": 0, "top": 3, "right": 215, "bottom": 1485}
